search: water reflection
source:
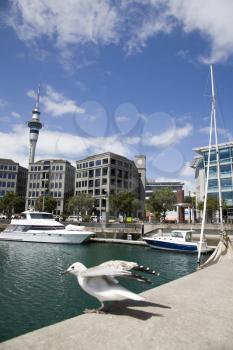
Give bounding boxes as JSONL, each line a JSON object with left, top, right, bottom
{"left": 0, "top": 242, "right": 198, "bottom": 342}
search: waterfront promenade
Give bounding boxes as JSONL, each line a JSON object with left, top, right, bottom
{"left": 1, "top": 257, "right": 233, "bottom": 350}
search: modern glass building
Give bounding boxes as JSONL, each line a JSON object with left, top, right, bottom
{"left": 192, "top": 142, "right": 233, "bottom": 217}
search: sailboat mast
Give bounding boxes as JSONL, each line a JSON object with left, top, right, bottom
{"left": 210, "top": 64, "right": 224, "bottom": 233}
{"left": 197, "top": 96, "right": 213, "bottom": 265}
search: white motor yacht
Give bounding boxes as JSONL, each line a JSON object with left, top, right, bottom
{"left": 0, "top": 211, "right": 94, "bottom": 244}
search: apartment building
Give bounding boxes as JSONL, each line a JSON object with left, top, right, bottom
{"left": 0, "top": 159, "right": 28, "bottom": 198}
{"left": 25, "top": 159, "right": 75, "bottom": 214}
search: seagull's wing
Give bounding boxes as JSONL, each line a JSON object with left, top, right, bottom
{"left": 99, "top": 260, "right": 138, "bottom": 271}
{"left": 99, "top": 260, "right": 159, "bottom": 276}
{"left": 80, "top": 265, "right": 131, "bottom": 278}
{"left": 80, "top": 260, "right": 155, "bottom": 284}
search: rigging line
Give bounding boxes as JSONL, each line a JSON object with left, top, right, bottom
{"left": 210, "top": 65, "right": 224, "bottom": 233}
{"left": 203, "top": 68, "right": 211, "bottom": 98}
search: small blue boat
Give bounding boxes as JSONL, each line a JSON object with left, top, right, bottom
{"left": 143, "top": 230, "right": 212, "bottom": 254}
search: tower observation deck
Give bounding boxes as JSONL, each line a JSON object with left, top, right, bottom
{"left": 27, "top": 86, "right": 42, "bottom": 163}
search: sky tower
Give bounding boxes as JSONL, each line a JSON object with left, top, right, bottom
{"left": 27, "top": 86, "right": 43, "bottom": 163}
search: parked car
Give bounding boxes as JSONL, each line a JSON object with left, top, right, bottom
{"left": 0, "top": 214, "right": 7, "bottom": 220}
{"left": 53, "top": 215, "right": 63, "bottom": 222}
{"left": 90, "top": 215, "right": 102, "bottom": 223}
{"left": 66, "top": 215, "right": 82, "bottom": 223}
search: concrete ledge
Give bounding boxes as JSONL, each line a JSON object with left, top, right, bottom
{"left": 90, "top": 237, "right": 147, "bottom": 245}
{"left": 1, "top": 258, "right": 233, "bottom": 350}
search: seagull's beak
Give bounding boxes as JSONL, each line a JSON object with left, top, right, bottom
{"left": 61, "top": 270, "right": 69, "bottom": 275}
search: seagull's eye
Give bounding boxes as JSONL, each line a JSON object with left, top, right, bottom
{"left": 71, "top": 266, "right": 74, "bottom": 269}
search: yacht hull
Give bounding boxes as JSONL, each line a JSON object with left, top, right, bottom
{"left": 143, "top": 238, "right": 198, "bottom": 253}
{"left": 0, "top": 231, "right": 93, "bottom": 244}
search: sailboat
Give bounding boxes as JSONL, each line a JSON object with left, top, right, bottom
{"left": 198, "top": 64, "right": 233, "bottom": 268}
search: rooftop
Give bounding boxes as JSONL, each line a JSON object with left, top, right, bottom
{"left": 193, "top": 141, "right": 233, "bottom": 154}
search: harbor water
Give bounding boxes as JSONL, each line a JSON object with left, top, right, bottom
{"left": 0, "top": 241, "right": 202, "bottom": 343}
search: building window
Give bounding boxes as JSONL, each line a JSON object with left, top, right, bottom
{"left": 221, "top": 178, "right": 232, "bottom": 188}
{"left": 96, "top": 159, "right": 101, "bottom": 166}
{"left": 219, "top": 148, "right": 230, "bottom": 160}
{"left": 117, "top": 179, "right": 122, "bottom": 187}
{"left": 89, "top": 180, "right": 93, "bottom": 187}
{"left": 95, "top": 179, "right": 101, "bottom": 187}
{"left": 220, "top": 164, "right": 231, "bottom": 174}
{"left": 208, "top": 179, "right": 217, "bottom": 188}
{"left": 118, "top": 160, "right": 123, "bottom": 166}
{"left": 89, "top": 161, "right": 94, "bottom": 167}
{"left": 117, "top": 169, "right": 122, "bottom": 177}
{"left": 103, "top": 158, "right": 108, "bottom": 164}
{"left": 95, "top": 169, "right": 101, "bottom": 177}
{"left": 95, "top": 189, "right": 100, "bottom": 195}
{"left": 60, "top": 166, "right": 63, "bottom": 170}
{"left": 102, "top": 168, "right": 108, "bottom": 176}
{"left": 111, "top": 178, "right": 115, "bottom": 185}
{"left": 88, "top": 190, "right": 93, "bottom": 195}
{"left": 111, "top": 158, "right": 116, "bottom": 165}
{"left": 102, "top": 178, "right": 107, "bottom": 185}
{"left": 111, "top": 168, "right": 116, "bottom": 176}
{"left": 89, "top": 170, "right": 94, "bottom": 178}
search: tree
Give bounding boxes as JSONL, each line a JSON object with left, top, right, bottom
{"left": 198, "top": 197, "right": 227, "bottom": 222}
{"left": 109, "top": 192, "right": 138, "bottom": 217}
{"left": 67, "top": 193, "right": 95, "bottom": 218}
{"left": 147, "top": 188, "right": 176, "bottom": 221}
{"left": 35, "top": 196, "right": 57, "bottom": 213}
{"left": 0, "top": 192, "right": 25, "bottom": 218}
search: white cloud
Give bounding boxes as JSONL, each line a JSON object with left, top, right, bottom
{"left": 27, "top": 85, "right": 85, "bottom": 117}
{"left": 0, "top": 98, "right": 7, "bottom": 108}
{"left": 11, "top": 111, "right": 21, "bottom": 118}
{"left": 6, "top": 0, "right": 233, "bottom": 64}
{"left": 8, "top": 0, "right": 119, "bottom": 47}
{"left": 144, "top": 123, "right": 193, "bottom": 148}
{"left": 116, "top": 115, "right": 129, "bottom": 122}
{"left": 75, "top": 81, "right": 88, "bottom": 91}
{"left": 180, "top": 162, "right": 194, "bottom": 177}
{"left": 167, "top": 0, "right": 233, "bottom": 63}
{"left": 0, "top": 124, "right": 133, "bottom": 168}
{"left": 199, "top": 126, "right": 232, "bottom": 140}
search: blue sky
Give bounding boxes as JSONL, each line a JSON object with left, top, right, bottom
{"left": 1, "top": 0, "right": 233, "bottom": 192}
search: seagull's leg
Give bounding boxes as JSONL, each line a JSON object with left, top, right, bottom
{"left": 84, "top": 302, "right": 106, "bottom": 314}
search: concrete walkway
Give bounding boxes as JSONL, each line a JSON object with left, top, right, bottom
{"left": 1, "top": 259, "right": 233, "bottom": 350}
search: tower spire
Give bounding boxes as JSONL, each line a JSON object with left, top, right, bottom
{"left": 35, "top": 84, "right": 40, "bottom": 110}
{"left": 27, "top": 85, "right": 43, "bottom": 164}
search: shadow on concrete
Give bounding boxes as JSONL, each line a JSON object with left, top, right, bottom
{"left": 103, "top": 300, "right": 171, "bottom": 321}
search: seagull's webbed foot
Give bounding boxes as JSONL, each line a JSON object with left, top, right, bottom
{"left": 84, "top": 302, "right": 106, "bottom": 314}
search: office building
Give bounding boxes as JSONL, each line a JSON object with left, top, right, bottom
{"left": 192, "top": 141, "right": 233, "bottom": 217}
{"left": 145, "top": 180, "right": 184, "bottom": 200}
{"left": 75, "top": 152, "right": 145, "bottom": 219}
{"left": 0, "top": 159, "right": 28, "bottom": 198}
{"left": 25, "top": 159, "right": 75, "bottom": 214}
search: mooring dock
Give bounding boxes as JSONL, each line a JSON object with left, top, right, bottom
{"left": 1, "top": 257, "right": 233, "bottom": 350}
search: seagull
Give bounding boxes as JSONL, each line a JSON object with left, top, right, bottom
{"left": 62, "top": 260, "right": 159, "bottom": 313}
